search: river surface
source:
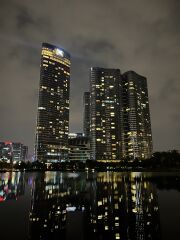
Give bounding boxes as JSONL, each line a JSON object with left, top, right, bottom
{"left": 0, "top": 171, "right": 180, "bottom": 240}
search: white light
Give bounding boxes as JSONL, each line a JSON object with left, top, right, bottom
{"left": 66, "top": 207, "right": 76, "bottom": 212}
{"left": 55, "top": 48, "right": 64, "bottom": 57}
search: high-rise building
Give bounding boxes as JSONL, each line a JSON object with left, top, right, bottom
{"left": 0, "top": 142, "right": 13, "bottom": 162}
{"left": 0, "top": 142, "right": 28, "bottom": 162}
{"left": 89, "top": 67, "right": 153, "bottom": 160}
{"left": 22, "top": 145, "right": 28, "bottom": 161}
{"left": 13, "top": 142, "right": 23, "bottom": 162}
{"left": 90, "top": 67, "right": 123, "bottom": 161}
{"left": 83, "top": 92, "right": 90, "bottom": 137}
{"left": 35, "top": 43, "right": 70, "bottom": 163}
{"left": 122, "top": 71, "right": 153, "bottom": 159}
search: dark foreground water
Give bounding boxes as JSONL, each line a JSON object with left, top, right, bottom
{"left": 0, "top": 171, "right": 180, "bottom": 240}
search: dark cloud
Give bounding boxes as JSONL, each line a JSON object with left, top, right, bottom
{"left": 0, "top": 0, "right": 180, "bottom": 153}
{"left": 82, "top": 40, "right": 115, "bottom": 54}
{"left": 159, "top": 79, "right": 180, "bottom": 100}
{"left": 16, "top": 7, "right": 35, "bottom": 28}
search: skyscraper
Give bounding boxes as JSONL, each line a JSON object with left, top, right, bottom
{"left": 89, "top": 67, "right": 153, "bottom": 161}
{"left": 90, "top": 67, "right": 123, "bottom": 161}
{"left": 122, "top": 71, "right": 153, "bottom": 159}
{"left": 22, "top": 145, "right": 28, "bottom": 161}
{"left": 83, "top": 92, "right": 90, "bottom": 137}
{"left": 0, "top": 142, "right": 28, "bottom": 162}
{"left": 0, "top": 142, "right": 13, "bottom": 162}
{"left": 12, "top": 142, "right": 23, "bottom": 162}
{"left": 35, "top": 43, "right": 70, "bottom": 163}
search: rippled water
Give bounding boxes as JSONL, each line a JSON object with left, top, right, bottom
{"left": 0, "top": 171, "right": 180, "bottom": 240}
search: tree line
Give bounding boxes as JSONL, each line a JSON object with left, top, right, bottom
{"left": 0, "top": 150, "right": 180, "bottom": 171}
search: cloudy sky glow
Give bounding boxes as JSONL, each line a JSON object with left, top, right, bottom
{"left": 0, "top": 0, "right": 180, "bottom": 154}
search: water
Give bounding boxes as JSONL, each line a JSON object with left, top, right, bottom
{"left": 0, "top": 171, "right": 180, "bottom": 240}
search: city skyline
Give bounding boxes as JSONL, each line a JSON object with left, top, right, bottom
{"left": 0, "top": 0, "right": 180, "bottom": 154}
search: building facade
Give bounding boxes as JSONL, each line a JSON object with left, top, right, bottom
{"left": 83, "top": 92, "right": 90, "bottom": 137}
{"left": 0, "top": 142, "right": 28, "bottom": 162}
{"left": 13, "top": 143, "right": 23, "bottom": 162}
{"left": 35, "top": 43, "right": 70, "bottom": 163}
{"left": 89, "top": 68, "right": 153, "bottom": 161}
{"left": 68, "top": 135, "right": 91, "bottom": 161}
{"left": 22, "top": 146, "right": 28, "bottom": 161}
{"left": 122, "top": 71, "right": 153, "bottom": 159}
{"left": 0, "top": 142, "right": 13, "bottom": 162}
{"left": 90, "top": 67, "right": 123, "bottom": 161}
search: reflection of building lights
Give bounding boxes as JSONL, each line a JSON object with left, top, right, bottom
{"left": 0, "top": 196, "right": 4, "bottom": 202}
{"left": 115, "top": 233, "right": 120, "bottom": 239}
{"left": 98, "top": 201, "right": 102, "bottom": 206}
{"left": 66, "top": 206, "right": 76, "bottom": 212}
{"left": 26, "top": 172, "right": 161, "bottom": 239}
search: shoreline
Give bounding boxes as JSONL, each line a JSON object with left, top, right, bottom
{"left": 1, "top": 168, "right": 180, "bottom": 173}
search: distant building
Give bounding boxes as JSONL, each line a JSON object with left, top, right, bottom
{"left": 68, "top": 135, "right": 91, "bottom": 161}
{"left": 35, "top": 43, "right": 71, "bottom": 163}
{"left": 90, "top": 67, "right": 123, "bottom": 161}
{"left": 22, "top": 145, "right": 28, "bottom": 161}
{"left": 12, "top": 143, "right": 23, "bottom": 162}
{"left": 0, "top": 142, "right": 28, "bottom": 162}
{"left": 0, "top": 142, "right": 13, "bottom": 162}
{"left": 122, "top": 71, "right": 153, "bottom": 159}
{"left": 83, "top": 92, "right": 90, "bottom": 137}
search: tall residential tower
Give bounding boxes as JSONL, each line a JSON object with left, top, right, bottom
{"left": 122, "top": 71, "right": 153, "bottom": 159}
{"left": 83, "top": 92, "right": 90, "bottom": 137}
{"left": 35, "top": 43, "right": 70, "bottom": 162}
{"left": 89, "top": 68, "right": 153, "bottom": 161}
{"left": 90, "top": 67, "right": 123, "bottom": 161}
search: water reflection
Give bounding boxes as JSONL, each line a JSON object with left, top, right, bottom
{"left": 25, "top": 172, "right": 161, "bottom": 240}
{"left": 30, "top": 172, "right": 95, "bottom": 240}
{"left": 1, "top": 171, "right": 179, "bottom": 239}
{"left": 0, "top": 172, "right": 25, "bottom": 201}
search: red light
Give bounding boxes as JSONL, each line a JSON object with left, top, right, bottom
{"left": 0, "top": 196, "right": 4, "bottom": 202}
{"left": 4, "top": 141, "right": 12, "bottom": 145}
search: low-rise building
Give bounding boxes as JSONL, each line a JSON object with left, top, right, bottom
{"left": 68, "top": 134, "right": 91, "bottom": 162}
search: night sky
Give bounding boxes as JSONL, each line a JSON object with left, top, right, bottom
{"left": 0, "top": 0, "right": 180, "bottom": 154}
